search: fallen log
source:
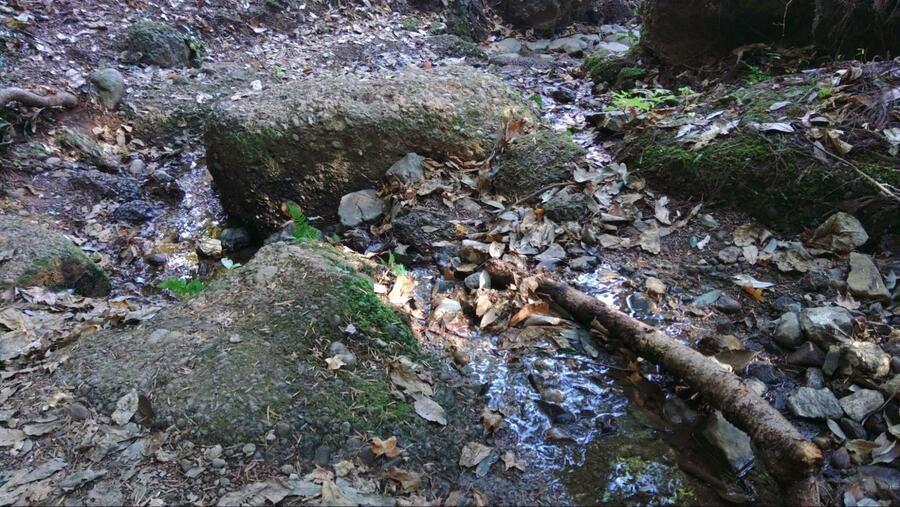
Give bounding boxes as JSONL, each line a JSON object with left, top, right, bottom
{"left": 486, "top": 261, "right": 822, "bottom": 505}
{"left": 0, "top": 87, "right": 78, "bottom": 109}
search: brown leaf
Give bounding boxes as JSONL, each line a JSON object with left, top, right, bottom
{"left": 370, "top": 436, "right": 402, "bottom": 458}
{"left": 481, "top": 408, "right": 504, "bottom": 434}
{"left": 413, "top": 397, "right": 447, "bottom": 425}
{"left": 501, "top": 451, "right": 525, "bottom": 472}
{"left": 459, "top": 442, "right": 492, "bottom": 468}
{"left": 509, "top": 302, "right": 549, "bottom": 328}
{"left": 385, "top": 467, "right": 422, "bottom": 492}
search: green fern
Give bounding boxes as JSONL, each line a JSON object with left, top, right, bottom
{"left": 285, "top": 201, "right": 321, "bottom": 240}
{"left": 157, "top": 277, "right": 208, "bottom": 297}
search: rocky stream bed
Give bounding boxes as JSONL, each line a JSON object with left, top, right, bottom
{"left": 1, "top": 1, "right": 898, "bottom": 506}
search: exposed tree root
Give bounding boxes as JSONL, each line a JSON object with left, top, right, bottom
{"left": 486, "top": 262, "right": 823, "bottom": 506}
{"left": 0, "top": 87, "right": 78, "bottom": 109}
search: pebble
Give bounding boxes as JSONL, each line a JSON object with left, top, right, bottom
{"left": 717, "top": 246, "right": 741, "bottom": 264}
{"left": 196, "top": 237, "right": 223, "bottom": 258}
{"left": 241, "top": 443, "right": 256, "bottom": 455}
{"left": 803, "top": 368, "right": 826, "bottom": 389}
{"left": 145, "top": 253, "right": 167, "bottom": 267}
{"left": 787, "top": 342, "right": 826, "bottom": 367}
{"left": 838, "top": 417, "right": 867, "bottom": 440}
{"left": 211, "top": 458, "right": 227, "bottom": 469}
{"left": 831, "top": 447, "right": 851, "bottom": 469}
{"left": 644, "top": 277, "right": 666, "bottom": 296}
{"left": 66, "top": 402, "right": 91, "bottom": 420}
{"left": 280, "top": 464, "right": 296, "bottom": 475}
{"left": 773, "top": 312, "right": 803, "bottom": 349}
{"left": 541, "top": 388, "right": 566, "bottom": 404}
{"left": 715, "top": 295, "right": 742, "bottom": 314}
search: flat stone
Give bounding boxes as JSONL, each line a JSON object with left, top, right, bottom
{"left": 838, "top": 417, "right": 867, "bottom": 439}
{"left": 701, "top": 411, "right": 754, "bottom": 471}
{"left": 595, "top": 41, "right": 631, "bottom": 53}
{"left": 788, "top": 342, "right": 825, "bottom": 367}
{"left": 716, "top": 294, "right": 742, "bottom": 314}
{"left": 786, "top": 387, "right": 843, "bottom": 419}
{"left": 717, "top": 246, "right": 742, "bottom": 264}
{"left": 524, "top": 39, "right": 550, "bottom": 52}
{"left": 196, "top": 238, "right": 223, "bottom": 258}
{"left": 803, "top": 368, "right": 825, "bottom": 388}
{"left": 799, "top": 306, "right": 853, "bottom": 348}
{"left": 548, "top": 36, "right": 586, "bottom": 55}
{"left": 385, "top": 153, "right": 425, "bottom": 186}
{"left": 338, "top": 189, "right": 384, "bottom": 227}
{"left": 840, "top": 341, "right": 891, "bottom": 378}
{"left": 773, "top": 312, "right": 803, "bottom": 348}
{"left": 808, "top": 212, "right": 868, "bottom": 254}
{"left": 847, "top": 252, "right": 890, "bottom": 300}
{"left": 491, "top": 37, "right": 522, "bottom": 54}
{"left": 839, "top": 389, "right": 884, "bottom": 422}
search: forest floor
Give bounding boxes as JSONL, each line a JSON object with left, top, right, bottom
{"left": 0, "top": 1, "right": 898, "bottom": 506}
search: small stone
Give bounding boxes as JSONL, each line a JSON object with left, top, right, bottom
{"left": 847, "top": 252, "right": 890, "bottom": 300}
{"left": 145, "top": 253, "right": 167, "bottom": 267}
{"left": 241, "top": 443, "right": 256, "bottom": 456}
{"left": 385, "top": 153, "right": 425, "bottom": 185}
{"left": 808, "top": 212, "right": 868, "bottom": 254}
{"left": 211, "top": 458, "right": 227, "bottom": 469}
{"left": 338, "top": 189, "right": 384, "bottom": 227}
{"left": 864, "top": 412, "right": 887, "bottom": 435}
{"left": 541, "top": 388, "right": 566, "bottom": 404}
{"left": 799, "top": 306, "right": 853, "bottom": 348}
{"left": 205, "top": 444, "right": 223, "bottom": 459}
{"left": 717, "top": 246, "right": 742, "bottom": 264}
{"left": 831, "top": 447, "right": 851, "bottom": 469}
{"left": 127, "top": 158, "right": 146, "bottom": 176}
{"left": 280, "top": 464, "right": 296, "bottom": 475}
{"left": 803, "top": 368, "right": 826, "bottom": 389}
{"left": 89, "top": 68, "right": 125, "bottom": 109}
{"left": 788, "top": 342, "right": 825, "bottom": 367}
{"left": 773, "top": 312, "right": 803, "bottom": 349}
{"left": 697, "top": 334, "right": 743, "bottom": 355}
{"left": 628, "top": 292, "right": 655, "bottom": 314}
{"left": 67, "top": 402, "right": 91, "bottom": 420}
{"left": 464, "top": 272, "right": 482, "bottom": 291}
{"left": 313, "top": 445, "right": 331, "bottom": 466}
{"left": 891, "top": 356, "right": 900, "bottom": 374}
{"left": 452, "top": 349, "right": 469, "bottom": 366}
{"left": 196, "top": 237, "right": 223, "bottom": 258}
{"left": 838, "top": 389, "right": 884, "bottom": 422}
{"left": 662, "top": 396, "right": 696, "bottom": 425}
{"left": 748, "top": 362, "right": 779, "bottom": 384}
{"left": 645, "top": 277, "right": 666, "bottom": 297}
{"left": 786, "top": 387, "right": 843, "bottom": 419}
{"left": 113, "top": 200, "right": 160, "bottom": 224}
{"left": 702, "top": 411, "right": 754, "bottom": 471}
{"left": 823, "top": 346, "right": 842, "bottom": 376}
{"left": 840, "top": 341, "right": 890, "bottom": 378}
{"left": 491, "top": 37, "right": 522, "bottom": 54}
{"left": 220, "top": 228, "right": 251, "bottom": 251}
{"left": 525, "top": 39, "right": 550, "bottom": 52}
{"left": 716, "top": 295, "right": 742, "bottom": 314}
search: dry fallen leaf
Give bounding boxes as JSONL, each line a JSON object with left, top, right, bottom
{"left": 501, "top": 450, "right": 525, "bottom": 472}
{"left": 370, "top": 436, "right": 402, "bottom": 458}
{"left": 413, "top": 396, "right": 447, "bottom": 425}
{"left": 385, "top": 467, "right": 422, "bottom": 492}
{"left": 325, "top": 355, "right": 346, "bottom": 370}
{"left": 481, "top": 408, "right": 504, "bottom": 434}
{"left": 459, "top": 442, "right": 493, "bottom": 468}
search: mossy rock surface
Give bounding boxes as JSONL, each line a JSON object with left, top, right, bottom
{"left": 493, "top": 129, "right": 586, "bottom": 197}
{"left": 0, "top": 214, "right": 110, "bottom": 297}
{"left": 623, "top": 72, "right": 900, "bottom": 236}
{"left": 123, "top": 21, "right": 192, "bottom": 68}
{"left": 203, "top": 65, "right": 536, "bottom": 237}
{"left": 58, "top": 242, "right": 426, "bottom": 450}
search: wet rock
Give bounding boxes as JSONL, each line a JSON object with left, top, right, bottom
{"left": 89, "top": 68, "right": 125, "bottom": 110}
{"left": 123, "top": 21, "right": 192, "bottom": 68}
{"left": 544, "top": 426, "right": 574, "bottom": 442}
{"left": 548, "top": 86, "right": 577, "bottom": 103}
{"left": 541, "top": 388, "right": 566, "bottom": 404}
{"left": 697, "top": 334, "right": 742, "bottom": 355}
{"left": 205, "top": 66, "right": 534, "bottom": 235}
{"left": 716, "top": 246, "right": 741, "bottom": 264}
{"left": 463, "top": 272, "right": 485, "bottom": 291}
{"left": 549, "top": 36, "right": 586, "bottom": 55}
{"left": 113, "top": 200, "right": 160, "bottom": 224}
{"left": 840, "top": 341, "right": 890, "bottom": 378}
{"left": 525, "top": 39, "right": 551, "bottom": 52}
{"left": 786, "top": 387, "right": 843, "bottom": 419}
{"left": 196, "top": 238, "right": 223, "bottom": 259}
{"left": 59, "top": 128, "right": 119, "bottom": 171}
{"left": 715, "top": 294, "right": 742, "bottom": 314}
{"left": 803, "top": 368, "right": 826, "bottom": 389}
{"left": 220, "top": 228, "right": 251, "bottom": 252}
{"left": 627, "top": 292, "right": 655, "bottom": 314}
{"left": 569, "top": 255, "right": 596, "bottom": 271}
{"left": 892, "top": 356, "right": 900, "bottom": 374}
{"left": 839, "top": 389, "right": 884, "bottom": 422}
{"left": 338, "top": 190, "right": 384, "bottom": 227}
{"left": 773, "top": 312, "right": 803, "bottom": 349}
{"left": 385, "top": 153, "right": 425, "bottom": 186}
{"left": 823, "top": 346, "right": 841, "bottom": 376}
{"left": 701, "top": 411, "right": 754, "bottom": 471}
{"left": 71, "top": 170, "right": 141, "bottom": 201}
{"left": 838, "top": 417, "right": 867, "bottom": 440}
{"left": 773, "top": 295, "right": 801, "bottom": 313}
{"left": 801, "top": 270, "right": 831, "bottom": 292}
{"left": 491, "top": 38, "right": 522, "bottom": 54}
{"left": 808, "top": 212, "right": 869, "bottom": 254}
{"left": 143, "top": 170, "right": 184, "bottom": 202}
{"left": 662, "top": 396, "right": 696, "bottom": 425}
{"left": 831, "top": 447, "right": 851, "bottom": 469}
{"left": 543, "top": 187, "right": 588, "bottom": 222}
{"left": 847, "top": 252, "right": 890, "bottom": 300}
{"left": 145, "top": 254, "right": 167, "bottom": 267}
{"left": 788, "top": 342, "right": 825, "bottom": 367}
{"left": 863, "top": 412, "right": 887, "bottom": 436}
{"left": 0, "top": 215, "right": 110, "bottom": 297}
{"left": 748, "top": 361, "right": 779, "bottom": 384}
{"left": 799, "top": 306, "right": 853, "bottom": 348}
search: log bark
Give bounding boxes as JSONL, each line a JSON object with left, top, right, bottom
{"left": 0, "top": 87, "right": 78, "bottom": 109}
{"left": 487, "top": 262, "right": 823, "bottom": 505}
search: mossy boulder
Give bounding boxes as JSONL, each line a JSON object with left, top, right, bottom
{"left": 123, "top": 21, "right": 193, "bottom": 68}
{"left": 493, "top": 129, "right": 586, "bottom": 197}
{"left": 204, "top": 65, "right": 536, "bottom": 236}
{"left": 0, "top": 214, "right": 111, "bottom": 297}
{"left": 58, "top": 242, "right": 425, "bottom": 450}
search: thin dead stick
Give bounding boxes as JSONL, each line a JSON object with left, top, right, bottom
{"left": 511, "top": 180, "right": 576, "bottom": 207}
{"left": 485, "top": 261, "right": 823, "bottom": 505}
{"left": 0, "top": 87, "right": 78, "bottom": 109}
{"left": 820, "top": 148, "right": 900, "bottom": 205}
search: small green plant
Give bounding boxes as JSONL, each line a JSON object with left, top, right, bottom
{"left": 273, "top": 65, "right": 285, "bottom": 78}
{"left": 817, "top": 86, "right": 833, "bottom": 99}
{"left": 530, "top": 93, "right": 544, "bottom": 109}
{"left": 387, "top": 251, "right": 407, "bottom": 276}
{"left": 606, "top": 88, "right": 675, "bottom": 112}
{"left": 157, "top": 277, "right": 208, "bottom": 297}
{"left": 285, "top": 201, "right": 321, "bottom": 240}
{"left": 743, "top": 63, "right": 771, "bottom": 85}
{"left": 221, "top": 258, "right": 241, "bottom": 270}
{"left": 401, "top": 17, "right": 423, "bottom": 31}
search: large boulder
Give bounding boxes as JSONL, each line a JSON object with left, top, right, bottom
{"left": 122, "top": 21, "right": 194, "bottom": 68}
{"left": 0, "top": 215, "right": 110, "bottom": 297}
{"left": 204, "top": 65, "right": 535, "bottom": 236}
{"left": 57, "top": 242, "right": 429, "bottom": 451}
{"left": 641, "top": 0, "right": 899, "bottom": 67}
{"left": 492, "top": 129, "right": 586, "bottom": 197}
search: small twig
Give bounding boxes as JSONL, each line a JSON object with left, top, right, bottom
{"left": 511, "top": 180, "right": 576, "bottom": 207}
{"left": 820, "top": 147, "right": 900, "bottom": 205}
